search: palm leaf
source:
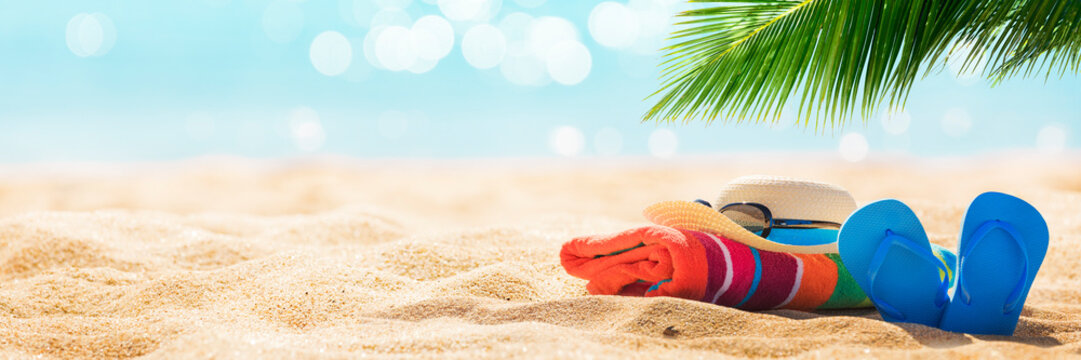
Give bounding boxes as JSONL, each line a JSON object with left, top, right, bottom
{"left": 644, "top": 0, "right": 1081, "bottom": 130}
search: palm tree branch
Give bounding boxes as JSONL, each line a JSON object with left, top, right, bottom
{"left": 644, "top": 0, "right": 1081, "bottom": 130}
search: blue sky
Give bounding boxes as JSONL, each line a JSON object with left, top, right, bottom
{"left": 0, "top": 0, "right": 1078, "bottom": 163}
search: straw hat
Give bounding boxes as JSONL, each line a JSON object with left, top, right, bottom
{"left": 643, "top": 175, "right": 857, "bottom": 254}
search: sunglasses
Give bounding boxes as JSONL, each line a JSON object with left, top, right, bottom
{"left": 696, "top": 200, "right": 841, "bottom": 238}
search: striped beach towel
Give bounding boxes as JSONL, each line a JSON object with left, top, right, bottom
{"left": 561, "top": 225, "right": 954, "bottom": 310}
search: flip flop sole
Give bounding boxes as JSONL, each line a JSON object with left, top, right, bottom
{"left": 939, "top": 192, "right": 1049, "bottom": 335}
{"left": 838, "top": 199, "right": 949, "bottom": 326}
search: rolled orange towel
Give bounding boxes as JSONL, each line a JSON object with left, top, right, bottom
{"left": 560, "top": 225, "right": 871, "bottom": 310}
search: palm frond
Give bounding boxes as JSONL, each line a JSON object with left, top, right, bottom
{"left": 644, "top": 0, "right": 1081, "bottom": 130}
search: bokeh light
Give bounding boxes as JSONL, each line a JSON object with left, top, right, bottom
{"left": 310, "top": 31, "right": 353, "bottom": 76}
{"left": 880, "top": 108, "right": 911, "bottom": 135}
{"left": 588, "top": 2, "right": 640, "bottom": 49}
{"left": 339, "top": 1, "right": 657, "bottom": 86}
{"left": 370, "top": 8, "right": 412, "bottom": 29}
{"left": 497, "top": 13, "right": 546, "bottom": 85}
{"left": 412, "top": 16, "right": 455, "bottom": 61}
{"left": 1036, "top": 124, "right": 1068, "bottom": 155}
{"left": 478, "top": 0, "right": 503, "bottom": 23}
{"left": 366, "top": 15, "right": 456, "bottom": 73}
{"left": 626, "top": 0, "right": 676, "bottom": 54}
{"left": 438, "top": 0, "right": 499, "bottom": 22}
{"left": 493, "top": 15, "right": 586, "bottom": 86}
{"left": 363, "top": 26, "right": 389, "bottom": 70}
{"left": 498, "top": 12, "right": 533, "bottom": 42}
{"left": 375, "top": 26, "right": 417, "bottom": 71}
{"left": 462, "top": 24, "right": 507, "bottom": 69}
{"left": 407, "top": 57, "right": 436, "bottom": 74}
{"left": 262, "top": 1, "right": 304, "bottom": 44}
{"left": 546, "top": 41, "right": 591, "bottom": 85}
{"left": 343, "top": 37, "right": 374, "bottom": 82}
{"left": 594, "top": 127, "right": 623, "bottom": 156}
{"left": 648, "top": 128, "right": 678, "bottom": 158}
{"left": 500, "top": 50, "right": 548, "bottom": 86}
{"left": 941, "top": 107, "right": 972, "bottom": 138}
{"left": 528, "top": 17, "right": 578, "bottom": 58}
{"left": 339, "top": 0, "right": 376, "bottom": 28}
{"left": 838, "top": 133, "right": 869, "bottom": 162}
{"left": 289, "top": 107, "right": 326, "bottom": 152}
{"left": 549, "top": 126, "right": 585, "bottom": 157}
{"left": 66, "top": 13, "right": 117, "bottom": 57}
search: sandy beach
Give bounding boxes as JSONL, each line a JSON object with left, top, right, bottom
{"left": 1, "top": 153, "right": 1080, "bottom": 359}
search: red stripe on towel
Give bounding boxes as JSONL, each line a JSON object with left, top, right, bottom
{"left": 690, "top": 231, "right": 729, "bottom": 303}
{"left": 712, "top": 235, "right": 756, "bottom": 307}
{"left": 740, "top": 250, "right": 799, "bottom": 310}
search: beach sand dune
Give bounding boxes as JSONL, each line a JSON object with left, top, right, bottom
{"left": 1, "top": 155, "right": 1079, "bottom": 359}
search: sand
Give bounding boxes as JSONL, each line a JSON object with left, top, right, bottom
{"left": 1, "top": 154, "right": 1080, "bottom": 359}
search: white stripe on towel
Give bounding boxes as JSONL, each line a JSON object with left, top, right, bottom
{"left": 775, "top": 253, "right": 804, "bottom": 309}
{"left": 706, "top": 233, "right": 734, "bottom": 305}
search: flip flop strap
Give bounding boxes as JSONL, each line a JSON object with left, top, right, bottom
{"left": 956, "top": 220, "right": 1029, "bottom": 314}
{"left": 866, "top": 230, "right": 950, "bottom": 321}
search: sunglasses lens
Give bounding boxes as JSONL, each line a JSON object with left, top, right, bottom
{"left": 720, "top": 204, "right": 768, "bottom": 235}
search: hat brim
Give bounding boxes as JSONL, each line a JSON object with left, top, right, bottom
{"left": 643, "top": 200, "right": 839, "bottom": 254}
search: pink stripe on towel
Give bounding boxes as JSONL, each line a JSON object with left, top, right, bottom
{"left": 691, "top": 231, "right": 729, "bottom": 303}
{"left": 711, "top": 234, "right": 756, "bottom": 307}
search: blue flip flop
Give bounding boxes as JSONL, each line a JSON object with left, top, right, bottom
{"left": 939, "top": 192, "right": 1049, "bottom": 335}
{"left": 838, "top": 199, "right": 955, "bottom": 327}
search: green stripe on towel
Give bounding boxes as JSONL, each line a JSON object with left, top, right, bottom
{"left": 818, "top": 253, "right": 871, "bottom": 309}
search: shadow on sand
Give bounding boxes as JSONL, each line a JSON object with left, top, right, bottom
{"left": 764, "top": 308, "right": 1064, "bottom": 349}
